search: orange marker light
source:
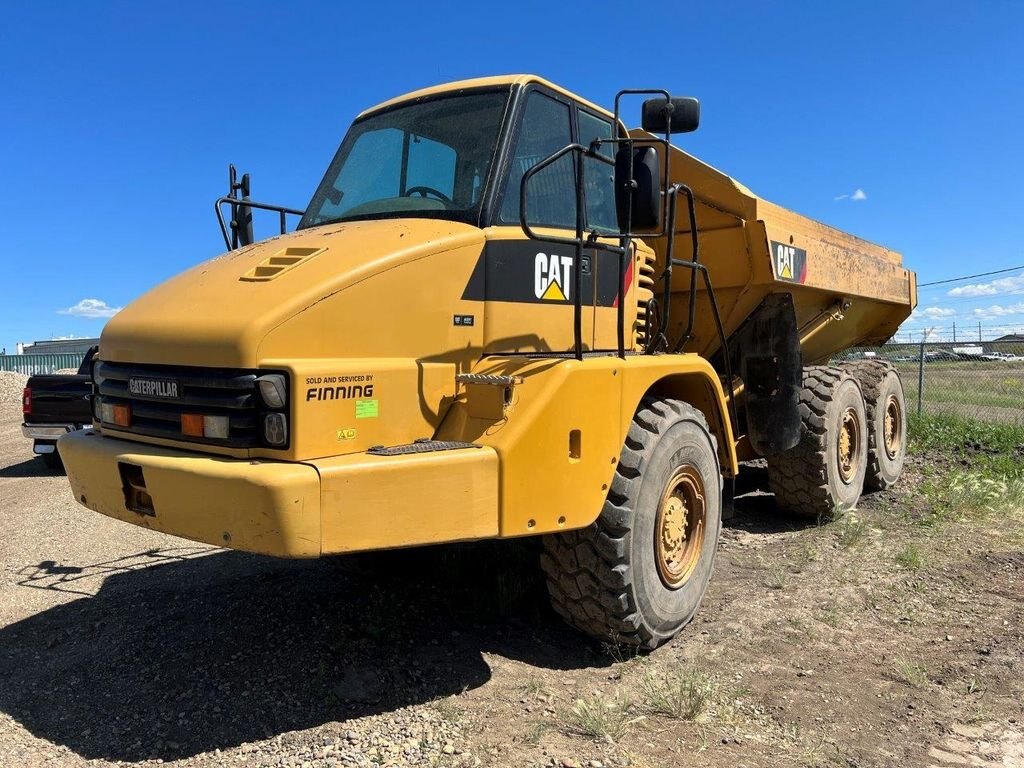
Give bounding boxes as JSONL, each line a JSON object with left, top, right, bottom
{"left": 181, "top": 413, "right": 204, "bottom": 437}
{"left": 112, "top": 404, "right": 131, "bottom": 428}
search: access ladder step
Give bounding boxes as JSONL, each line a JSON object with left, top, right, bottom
{"left": 366, "top": 439, "right": 480, "bottom": 457}
{"left": 455, "top": 373, "right": 523, "bottom": 387}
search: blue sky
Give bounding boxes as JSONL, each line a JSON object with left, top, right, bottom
{"left": 1, "top": 1, "right": 1022, "bottom": 351}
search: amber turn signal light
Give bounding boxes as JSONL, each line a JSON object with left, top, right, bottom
{"left": 181, "top": 413, "right": 204, "bottom": 437}
{"left": 112, "top": 404, "right": 131, "bottom": 428}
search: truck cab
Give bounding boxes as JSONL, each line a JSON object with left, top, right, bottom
{"left": 62, "top": 75, "right": 679, "bottom": 551}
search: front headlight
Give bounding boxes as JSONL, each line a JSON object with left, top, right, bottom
{"left": 257, "top": 374, "right": 287, "bottom": 408}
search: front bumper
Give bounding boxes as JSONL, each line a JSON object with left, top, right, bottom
{"left": 59, "top": 429, "right": 321, "bottom": 557}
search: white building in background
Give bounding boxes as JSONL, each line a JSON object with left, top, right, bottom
{"left": 14, "top": 338, "right": 100, "bottom": 357}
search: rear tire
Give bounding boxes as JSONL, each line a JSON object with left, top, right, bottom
{"left": 541, "top": 399, "right": 721, "bottom": 650}
{"left": 840, "top": 361, "right": 907, "bottom": 491}
{"left": 767, "top": 366, "right": 867, "bottom": 521}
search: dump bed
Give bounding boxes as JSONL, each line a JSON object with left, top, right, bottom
{"left": 630, "top": 130, "right": 917, "bottom": 364}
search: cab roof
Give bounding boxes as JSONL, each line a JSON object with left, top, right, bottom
{"left": 357, "top": 75, "right": 615, "bottom": 120}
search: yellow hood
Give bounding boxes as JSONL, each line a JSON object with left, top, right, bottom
{"left": 101, "top": 219, "right": 484, "bottom": 367}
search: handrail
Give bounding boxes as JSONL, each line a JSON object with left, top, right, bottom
{"left": 214, "top": 197, "right": 305, "bottom": 251}
{"left": 519, "top": 143, "right": 628, "bottom": 360}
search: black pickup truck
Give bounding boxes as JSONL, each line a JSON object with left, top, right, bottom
{"left": 22, "top": 347, "right": 96, "bottom": 469}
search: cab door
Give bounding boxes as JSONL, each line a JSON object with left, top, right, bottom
{"left": 577, "top": 108, "right": 627, "bottom": 352}
{"left": 471, "top": 88, "right": 607, "bottom": 355}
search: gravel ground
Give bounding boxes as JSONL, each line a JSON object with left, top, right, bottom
{"left": 0, "top": 372, "right": 28, "bottom": 405}
{"left": 1, "top": 404, "right": 1021, "bottom": 768}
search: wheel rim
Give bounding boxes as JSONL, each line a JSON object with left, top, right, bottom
{"left": 837, "top": 407, "right": 861, "bottom": 485}
{"left": 883, "top": 394, "right": 903, "bottom": 460}
{"left": 654, "top": 466, "right": 706, "bottom": 589}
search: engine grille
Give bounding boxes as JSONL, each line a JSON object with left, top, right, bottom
{"left": 94, "top": 361, "right": 261, "bottom": 448}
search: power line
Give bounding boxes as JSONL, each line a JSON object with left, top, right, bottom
{"left": 919, "top": 264, "right": 1024, "bottom": 287}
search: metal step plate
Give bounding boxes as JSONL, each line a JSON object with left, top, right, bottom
{"left": 455, "top": 373, "right": 523, "bottom": 387}
{"left": 366, "top": 439, "right": 480, "bottom": 457}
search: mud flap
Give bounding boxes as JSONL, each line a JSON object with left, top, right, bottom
{"left": 727, "top": 293, "right": 802, "bottom": 456}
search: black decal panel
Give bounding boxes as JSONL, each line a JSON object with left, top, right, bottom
{"left": 461, "top": 240, "right": 622, "bottom": 307}
{"left": 770, "top": 241, "right": 808, "bottom": 284}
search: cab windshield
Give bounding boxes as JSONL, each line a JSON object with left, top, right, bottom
{"left": 298, "top": 89, "right": 510, "bottom": 229}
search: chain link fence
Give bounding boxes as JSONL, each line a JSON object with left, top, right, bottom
{"left": 833, "top": 341, "right": 1024, "bottom": 425}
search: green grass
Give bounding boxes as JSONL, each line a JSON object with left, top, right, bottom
{"left": 895, "top": 544, "right": 925, "bottom": 570}
{"left": 890, "top": 361, "right": 1024, "bottom": 410}
{"left": 836, "top": 514, "right": 868, "bottom": 548}
{"left": 919, "top": 381, "right": 1024, "bottom": 409}
{"left": 765, "top": 565, "right": 788, "bottom": 590}
{"left": 908, "top": 413, "right": 1024, "bottom": 532}
{"left": 892, "top": 658, "right": 930, "bottom": 688}
{"left": 909, "top": 412, "right": 1024, "bottom": 479}
{"left": 638, "top": 667, "right": 715, "bottom": 721}
{"left": 560, "top": 692, "right": 638, "bottom": 741}
{"left": 520, "top": 677, "right": 550, "bottom": 699}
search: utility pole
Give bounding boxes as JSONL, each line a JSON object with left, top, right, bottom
{"left": 952, "top": 320, "right": 956, "bottom": 342}
{"left": 979, "top": 321, "right": 982, "bottom": 342}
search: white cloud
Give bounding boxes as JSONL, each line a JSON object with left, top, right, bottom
{"left": 58, "top": 298, "right": 122, "bottom": 319}
{"left": 911, "top": 306, "right": 956, "bottom": 320}
{"left": 970, "top": 302, "right": 1024, "bottom": 319}
{"left": 834, "top": 188, "right": 867, "bottom": 202}
{"left": 948, "top": 271, "right": 1024, "bottom": 298}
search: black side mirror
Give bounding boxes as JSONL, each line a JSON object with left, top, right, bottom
{"left": 235, "top": 202, "right": 254, "bottom": 247}
{"left": 615, "top": 146, "right": 661, "bottom": 232}
{"left": 231, "top": 171, "right": 255, "bottom": 247}
{"left": 641, "top": 97, "right": 700, "bottom": 134}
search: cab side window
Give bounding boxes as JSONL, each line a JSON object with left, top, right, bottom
{"left": 578, "top": 111, "right": 618, "bottom": 234}
{"left": 499, "top": 92, "right": 575, "bottom": 229}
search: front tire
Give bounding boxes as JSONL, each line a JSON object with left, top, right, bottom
{"left": 541, "top": 399, "right": 722, "bottom": 650}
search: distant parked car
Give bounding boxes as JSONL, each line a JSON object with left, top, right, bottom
{"left": 22, "top": 347, "right": 96, "bottom": 469}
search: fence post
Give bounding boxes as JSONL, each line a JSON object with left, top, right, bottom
{"left": 917, "top": 341, "right": 925, "bottom": 416}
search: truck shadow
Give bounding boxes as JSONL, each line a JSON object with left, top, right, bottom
{"left": 723, "top": 462, "right": 824, "bottom": 534}
{"left": 0, "top": 456, "right": 63, "bottom": 478}
{"left": 0, "top": 465, "right": 818, "bottom": 763}
{"left": 0, "top": 541, "right": 607, "bottom": 763}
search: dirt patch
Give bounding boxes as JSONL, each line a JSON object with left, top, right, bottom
{"left": 0, "top": 415, "right": 1021, "bottom": 768}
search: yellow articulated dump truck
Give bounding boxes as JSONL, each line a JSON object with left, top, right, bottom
{"left": 60, "top": 75, "right": 915, "bottom": 649}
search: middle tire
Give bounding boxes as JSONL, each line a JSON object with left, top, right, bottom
{"left": 541, "top": 398, "right": 722, "bottom": 650}
{"left": 767, "top": 366, "right": 868, "bottom": 521}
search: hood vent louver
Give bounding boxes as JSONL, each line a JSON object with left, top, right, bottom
{"left": 240, "top": 246, "right": 326, "bottom": 282}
